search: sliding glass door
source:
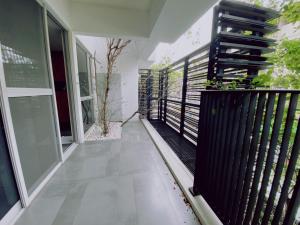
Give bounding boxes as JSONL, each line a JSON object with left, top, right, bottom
{"left": 0, "top": 0, "right": 60, "bottom": 195}
{"left": 47, "top": 15, "right": 76, "bottom": 151}
{"left": 0, "top": 108, "right": 19, "bottom": 221}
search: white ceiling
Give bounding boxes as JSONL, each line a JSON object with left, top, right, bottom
{"left": 71, "top": 0, "right": 152, "bottom": 11}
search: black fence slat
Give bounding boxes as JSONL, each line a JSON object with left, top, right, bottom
{"left": 222, "top": 94, "right": 244, "bottom": 221}
{"left": 261, "top": 93, "right": 299, "bottom": 225}
{"left": 201, "top": 93, "right": 213, "bottom": 196}
{"left": 230, "top": 92, "right": 258, "bottom": 225}
{"left": 208, "top": 94, "right": 224, "bottom": 207}
{"left": 180, "top": 58, "right": 189, "bottom": 135}
{"left": 214, "top": 94, "right": 232, "bottom": 204}
{"left": 251, "top": 93, "right": 287, "bottom": 224}
{"left": 206, "top": 94, "right": 219, "bottom": 200}
{"left": 243, "top": 93, "right": 276, "bottom": 224}
{"left": 283, "top": 169, "right": 300, "bottom": 225}
{"left": 219, "top": 94, "right": 236, "bottom": 219}
{"left": 226, "top": 93, "right": 251, "bottom": 221}
{"left": 211, "top": 94, "right": 229, "bottom": 207}
{"left": 193, "top": 93, "right": 208, "bottom": 195}
{"left": 163, "top": 72, "right": 168, "bottom": 122}
{"left": 272, "top": 117, "right": 300, "bottom": 224}
{"left": 236, "top": 92, "right": 267, "bottom": 225}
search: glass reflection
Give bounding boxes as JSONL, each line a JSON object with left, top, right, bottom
{"left": 0, "top": 0, "right": 50, "bottom": 88}
{"left": 81, "top": 100, "right": 94, "bottom": 132}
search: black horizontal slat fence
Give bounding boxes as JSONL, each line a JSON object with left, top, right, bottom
{"left": 193, "top": 90, "right": 300, "bottom": 225}
{"left": 160, "top": 44, "right": 210, "bottom": 143}
{"left": 138, "top": 1, "right": 291, "bottom": 224}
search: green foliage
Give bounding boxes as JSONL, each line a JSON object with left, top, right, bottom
{"left": 150, "top": 56, "right": 171, "bottom": 71}
{"left": 269, "top": 39, "right": 300, "bottom": 72}
{"left": 272, "top": 72, "right": 300, "bottom": 89}
{"left": 279, "top": 39, "right": 300, "bottom": 72}
{"left": 248, "top": 0, "right": 263, "bottom": 6}
{"left": 252, "top": 69, "right": 273, "bottom": 87}
{"left": 282, "top": 1, "right": 300, "bottom": 23}
{"left": 253, "top": 39, "right": 300, "bottom": 89}
{"left": 151, "top": 57, "right": 183, "bottom": 98}
{"left": 151, "top": 56, "right": 183, "bottom": 83}
{"left": 204, "top": 79, "right": 241, "bottom": 90}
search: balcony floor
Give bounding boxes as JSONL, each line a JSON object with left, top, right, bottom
{"left": 15, "top": 121, "right": 200, "bottom": 225}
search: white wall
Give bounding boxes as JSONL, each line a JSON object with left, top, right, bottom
{"left": 118, "top": 54, "right": 140, "bottom": 122}
{"left": 44, "top": 0, "right": 72, "bottom": 28}
{"left": 71, "top": 2, "right": 150, "bottom": 38}
{"left": 77, "top": 35, "right": 141, "bottom": 122}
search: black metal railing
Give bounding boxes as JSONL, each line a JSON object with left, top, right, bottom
{"left": 139, "top": 60, "right": 300, "bottom": 225}
{"left": 193, "top": 90, "right": 300, "bottom": 225}
{"left": 156, "top": 44, "right": 210, "bottom": 144}
{"left": 138, "top": 1, "right": 299, "bottom": 224}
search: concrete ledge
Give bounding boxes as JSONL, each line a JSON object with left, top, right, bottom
{"left": 141, "top": 119, "right": 223, "bottom": 225}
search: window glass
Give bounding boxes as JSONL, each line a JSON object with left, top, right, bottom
{"left": 9, "top": 96, "right": 60, "bottom": 194}
{"left": 81, "top": 100, "right": 94, "bottom": 132}
{"left": 76, "top": 45, "right": 90, "bottom": 97}
{"left": 0, "top": 0, "right": 51, "bottom": 88}
{"left": 0, "top": 109, "right": 19, "bottom": 219}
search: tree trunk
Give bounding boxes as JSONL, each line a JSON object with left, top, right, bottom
{"left": 101, "top": 62, "right": 112, "bottom": 135}
{"left": 99, "top": 38, "right": 131, "bottom": 136}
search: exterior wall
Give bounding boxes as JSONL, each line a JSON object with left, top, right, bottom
{"left": 71, "top": 2, "right": 149, "bottom": 38}
{"left": 119, "top": 57, "right": 139, "bottom": 121}
{"left": 77, "top": 35, "right": 140, "bottom": 122}
{"left": 97, "top": 73, "right": 122, "bottom": 122}
{"left": 44, "top": 0, "right": 71, "bottom": 28}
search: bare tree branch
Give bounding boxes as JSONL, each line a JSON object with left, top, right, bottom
{"left": 99, "top": 38, "right": 131, "bottom": 135}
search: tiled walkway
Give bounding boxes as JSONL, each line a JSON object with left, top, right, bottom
{"left": 15, "top": 122, "right": 200, "bottom": 225}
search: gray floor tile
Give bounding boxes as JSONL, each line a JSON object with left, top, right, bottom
{"left": 14, "top": 121, "right": 200, "bottom": 225}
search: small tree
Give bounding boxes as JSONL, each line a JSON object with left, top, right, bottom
{"left": 100, "top": 38, "right": 131, "bottom": 136}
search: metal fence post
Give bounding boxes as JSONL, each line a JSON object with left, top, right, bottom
{"left": 159, "top": 71, "right": 163, "bottom": 121}
{"left": 146, "top": 70, "right": 152, "bottom": 120}
{"left": 163, "top": 69, "right": 168, "bottom": 123}
{"left": 180, "top": 58, "right": 189, "bottom": 135}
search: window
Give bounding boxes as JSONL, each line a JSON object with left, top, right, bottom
{"left": 76, "top": 44, "right": 95, "bottom": 132}
{"left": 0, "top": 0, "right": 60, "bottom": 194}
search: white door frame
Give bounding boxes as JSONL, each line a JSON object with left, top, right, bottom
{"left": 0, "top": 0, "right": 82, "bottom": 216}
{"left": 0, "top": 0, "right": 88, "bottom": 222}
{"left": 70, "top": 35, "right": 85, "bottom": 143}
{"left": 0, "top": 46, "right": 29, "bottom": 207}
{"left": 76, "top": 42, "right": 96, "bottom": 137}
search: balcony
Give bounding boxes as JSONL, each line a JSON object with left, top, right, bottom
{"left": 0, "top": 0, "right": 299, "bottom": 225}
{"left": 14, "top": 122, "right": 200, "bottom": 225}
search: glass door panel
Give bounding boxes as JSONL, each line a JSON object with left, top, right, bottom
{"left": 47, "top": 16, "right": 75, "bottom": 151}
{"left": 9, "top": 96, "right": 59, "bottom": 194}
{"left": 0, "top": 108, "right": 19, "bottom": 220}
{"left": 0, "top": 0, "right": 61, "bottom": 195}
{"left": 0, "top": 0, "right": 51, "bottom": 88}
